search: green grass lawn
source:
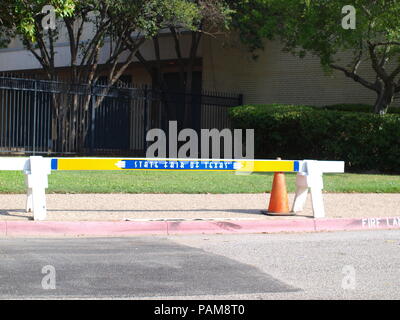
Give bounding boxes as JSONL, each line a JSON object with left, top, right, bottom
{"left": 0, "top": 170, "right": 399, "bottom": 194}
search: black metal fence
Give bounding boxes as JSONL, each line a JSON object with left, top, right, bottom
{"left": 0, "top": 75, "right": 243, "bottom": 156}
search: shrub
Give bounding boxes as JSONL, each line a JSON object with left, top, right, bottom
{"left": 229, "top": 104, "right": 400, "bottom": 173}
{"left": 321, "top": 103, "right": 400, "bottom": 114}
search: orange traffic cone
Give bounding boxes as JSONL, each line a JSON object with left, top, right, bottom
{"left": 263, "top": 171, "right": 295, "bottom": 216}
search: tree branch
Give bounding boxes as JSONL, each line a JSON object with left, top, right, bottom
{"left": 367, "top": 41, "right": 389, "bottom": 82}
{"left": 330, "top": 64, "right": 379, "bottom": 92}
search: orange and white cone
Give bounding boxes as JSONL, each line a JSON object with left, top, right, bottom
{"left": 263, "top": 171, "right": 295, "bottom": 216}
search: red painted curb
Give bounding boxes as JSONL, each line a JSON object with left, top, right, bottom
{"left": 0, "top": 222, "right": 6, "bottom": 237}
{"left": 5, "top": 221, "right": 168, "bottom": 236}
{"left": 2, "top": 216, "right": 400, "bottom": 237}
{"left": 167, "top": 219, "right": 316, "bottom": 234}
{"left": 315, "top": 217, "right": 400, "bottom": 232}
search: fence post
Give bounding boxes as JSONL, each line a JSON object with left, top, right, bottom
{"left": 238, "top": 94, "right": 244, "bottom": 106}
{"left": 143, "top": 85, "right": 148, "bottom": 152}
{"left": 90, "top": 87, "right": 96, "bottom": 153}
{"left": 33, "top": 79, "right": 38, "bottom": 155}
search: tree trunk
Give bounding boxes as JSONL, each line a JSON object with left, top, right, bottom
{"left": 374, "top": 84, "right": 395, "bottom": 115}
{"left": 183, "top": 32, "right": 201, "bottom": 128}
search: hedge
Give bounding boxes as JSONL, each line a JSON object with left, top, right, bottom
{"left": 229, "top": 104, "right": 400, "bottom": 173}
{"left": 320, "top": 104, "right": 400, "bottom": 114}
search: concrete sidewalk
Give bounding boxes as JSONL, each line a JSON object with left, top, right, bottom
{"left": 0, "top": 193, "right": 399, "bottom": 236}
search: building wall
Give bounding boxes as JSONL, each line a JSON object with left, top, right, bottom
{"left": 0, "top": 30, "right": 196, "bottom": 73}
{"left": 1, "top": 29, "right": 398, "bottom": 108}
{"left": 201, "top": 35, "right": 394, "bottom": 107}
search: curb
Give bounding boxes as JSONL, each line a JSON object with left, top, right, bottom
{"left": 1, "top": 216, "right": 400, "bottom": 237}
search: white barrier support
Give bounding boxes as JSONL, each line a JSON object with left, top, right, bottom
{"left": 292, "top": 160, "right": 344, "bottom": 218}
{"left": 307, "top": 160, "right": 325, "bottom": 218}
{"left": 24, "top": 156, "right": 51, "bottom": 221}
{"left": 292, "top": 174, "right": 309, "bottom": 214}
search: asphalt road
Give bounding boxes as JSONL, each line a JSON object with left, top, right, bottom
{"left": 0, "top": 230, "right": 399, "bottom": 299}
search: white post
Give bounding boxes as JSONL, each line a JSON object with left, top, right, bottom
{"left": 26, "top": 185, "right": 33, "bottom": 213}
{"left": 306, "top": 160, "right": 325, "bottom": 218}
{"left": 292, "top": 173, "right": 309, "bottom": 213}
{"left": 292, "top": 160, "right": 326, "bottom": 218}
{"left": 24, "top": 156, "right": 51, "bottom": 221}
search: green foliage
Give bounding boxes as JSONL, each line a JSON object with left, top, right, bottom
{"left": 10, "top": 0, "right": 75, "bottom": 41}
{"left": 321, "top": 104, "right": 400, "bottom": 114}
{"left": 199, "top": 0, "right": 234, "bottom": 32}
{"left": 111, "top": 0, "right": 201, "bottom": 36}
{"left": 229, "top": 104, "right": 400, "bottom": 173}
{"left": 1, "top": 0, "right": 205, "bottom": 45}
{"left": 231, "top": 1, "right": 400, "bottom": 113}
{"left": 232, "top": 0, "right": 400, "bottom": 65}
{"left": 0, "top": 27, "right": 12, "bottom": 48}
{"left": 321, "top": 104, "right": 374, "bottom": 113}
{"left": 0, "top": 0, "right": 207, "bottom": 76}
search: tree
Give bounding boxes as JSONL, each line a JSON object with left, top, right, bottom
{"left": 232, "top": 0, "right": 400, "bottom": 114}
{"left": 0, "top": 0, "right": 15, "bottom": 28}
{"left": 134, "top": 0, "right": 233, "bottom": 127}
{"left": 1, "top": 0, "right": 201, "bottom": 151}
{"left": 0, "top": 0, "right": 14, "bottom": 48}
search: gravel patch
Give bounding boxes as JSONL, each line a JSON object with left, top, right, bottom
{"left": 0, "top": 193, "right": 399, "bottom": 221}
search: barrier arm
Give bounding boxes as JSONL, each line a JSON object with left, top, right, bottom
{"left": 0, "top": 156, "right": 344, "bottom": 221}
{"left": 292, "top": 160, "right": 345, "bottom": 218}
